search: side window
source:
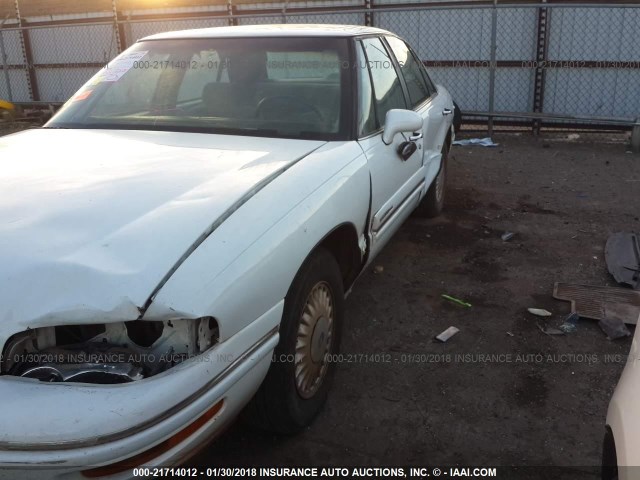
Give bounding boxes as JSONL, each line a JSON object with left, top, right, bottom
{"left": 412, "top": 48, "right": 437, "bottom": 97}
{"left": 361, "top": 37, "right": 407, "bottom": 126}
{"left": 385, "top": 36, "right": 431, "bottom": 107}
{"left": 356, "top": 41, "right": 377, "bottom": 136}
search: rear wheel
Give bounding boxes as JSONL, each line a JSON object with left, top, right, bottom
{"left": 453, "top": 101, "right": 462, "bottom": 133}
{"left": 245, "top": 248, "right": 344, "bottom": 434}
{"left": 414, "top": 141, "right": 449, "bottom": 218}
{"left": 602, "top": 428, "right": 619, "bottom": 480}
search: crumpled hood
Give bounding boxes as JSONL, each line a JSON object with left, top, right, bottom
{"left": 0, "top": 128, "right": 323, "bottom": 333}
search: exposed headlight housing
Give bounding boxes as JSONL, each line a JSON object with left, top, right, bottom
{"left": 1, "top": 317, "right": 219, "bottom": 384}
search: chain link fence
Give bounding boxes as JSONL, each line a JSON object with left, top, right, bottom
{"left": 1, "top": 1, "right": 639, "bottom": 132}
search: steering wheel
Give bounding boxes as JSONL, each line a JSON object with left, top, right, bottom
{"left": 256, "top": 95, "right": 323, "bottom": 122}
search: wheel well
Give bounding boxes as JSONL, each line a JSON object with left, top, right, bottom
{"left": 317, "top": 224, "right": 362, "bottom": 292}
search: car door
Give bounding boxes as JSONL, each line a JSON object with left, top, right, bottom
{"left": 356, "top": 36, "right": 425, "bottom": 259}
{"left": 385, "top": 36, "right": 451, "bottom": 193}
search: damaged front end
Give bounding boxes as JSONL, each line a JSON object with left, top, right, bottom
{"left": 1, "top": 317, "right": 219, "bottom": 384}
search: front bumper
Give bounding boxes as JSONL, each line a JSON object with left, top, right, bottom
{"left": 0, "top": 301, "right": 282, "bottom": 479}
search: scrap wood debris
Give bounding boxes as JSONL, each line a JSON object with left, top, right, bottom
{"left": 553, "top": 283, "right": 640, "bottom": 325}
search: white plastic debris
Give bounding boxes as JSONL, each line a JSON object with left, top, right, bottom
{"left": 452, "top": 137, "right": 499, "bottom": 147}
{"left": 528, "top": 308, "right": 553, "bottom": 317}
{"left": 435, "top": 326, "right": 460, "bottom": 342}
{"left": 501, "top": 232, "right": 516, "bottom": 242}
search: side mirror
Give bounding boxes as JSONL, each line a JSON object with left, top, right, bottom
{"left": 382, "top": 109, "right": 423, "bottom": 145}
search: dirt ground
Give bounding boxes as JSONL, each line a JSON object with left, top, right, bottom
{"left": 191, "top": 132, "right": 638, "bottom": 475}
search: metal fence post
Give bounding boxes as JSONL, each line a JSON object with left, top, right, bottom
{"left": 532, "top": 0, "right": 549, "bottom": 135}
{"left": 364, "top": 0, "right": 374, "bottom": 27}
{"left": 119, "top": 17, "right": 130, "bottom": 53}
{"left": 0, "top": 25, "right": 12, "bottom": 102}
{"left": 227, "top": 0, "right": 237, "bottom": 27}
{"left": 487, "top": 0, "right": 497, "bottom": 137}
{"left": 112, "top": 0, "right": 125, "bottom": 54}
{"left": 15, "top": 0, "right": 39, "bottom": 101}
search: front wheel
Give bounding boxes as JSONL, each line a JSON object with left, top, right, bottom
{"left": 245, "top": 248, "right": 344, "bottom": 434}
{"left": 414, "top": 141, "right": 449, "bottom": 218}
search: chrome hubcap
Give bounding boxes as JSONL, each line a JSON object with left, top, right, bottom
{"left": 295, "top": 281, "right": 334, "bottom": 399}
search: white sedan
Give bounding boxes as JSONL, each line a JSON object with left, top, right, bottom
{"left": 0, "top": 24, "right": 454, "bottom": 477}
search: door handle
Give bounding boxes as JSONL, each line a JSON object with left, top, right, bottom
{"left": 409, "top": 132, "right": 423, "bottom": 141}
{"left": 442, "top": 108, "right": 453, "bottom": 116}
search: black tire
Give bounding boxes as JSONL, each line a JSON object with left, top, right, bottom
{"left": 602, "top": 428, "right": 619, "bottom": 480}
{"left": 245, "top": 247, "right": 344, "bottom": 434}
{"left": 414, "top": 141, "right": 449, "bottom": 218}
{"left": 453, "top": 101, "right": 462, "bottom": 133}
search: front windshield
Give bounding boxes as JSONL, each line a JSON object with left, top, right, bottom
{"left": 47, "top": 36, "right": 352, "bottom": 141}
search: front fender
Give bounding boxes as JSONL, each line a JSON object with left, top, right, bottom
{"left": 143, "top": 141, "right": 370, "bottom": 341}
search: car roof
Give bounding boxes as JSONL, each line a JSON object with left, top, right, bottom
{"left": 140, "top": 24, "right": 392, "bottom": 41}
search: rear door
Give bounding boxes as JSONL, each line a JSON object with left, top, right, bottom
{"left": 356, "top": 36, "right": 425, "bottom": 258}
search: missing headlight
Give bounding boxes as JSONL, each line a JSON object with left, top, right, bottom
{"left": 0, "top": 317, "right": 219, "bottom": 384}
